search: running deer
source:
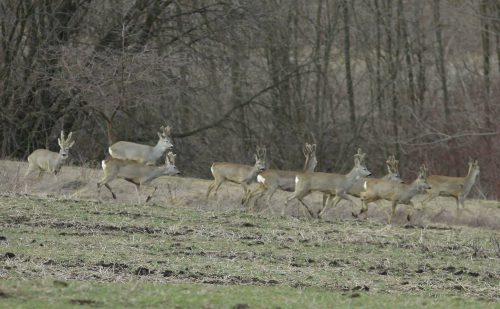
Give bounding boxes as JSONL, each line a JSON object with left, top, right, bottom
{"left": 421, "top": 159, "right": 480, "bottom": 212}
{"left": 206, "top": 146, "right": 267, "bottom": 205}
{"left": 108, "top": 125, "right": 173, "bottom": 165}
{"left": 245, "top": 143, "right": 318, "bottom": 209}
{"left": 359, "top": 165, "right": 431, "bottom": 224}
{"left": 348, "top": 155, "right": 402, "bottom": 197}
{"left": 321, "top": 155, "right": 402, "bottom": 208}
{"left": 285, "top": 148, "right": 371, "bottom": 218}
{"left": 25, "top": 131, "right": 75, "bottom": 178}
{"left": 97, "top": 151, "right": 180, "bottom": 203}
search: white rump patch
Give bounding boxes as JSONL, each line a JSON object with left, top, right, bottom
{"left": 210, "top": 165, "right": 214, "bottom": 174}
{"left": 295, "top": 176, "right": 299, "bottom": 184}
{"left": 101, "top": 160, "right": 106, "bottom": 170}
{"left": 257, "top": 175, "right": 265, "bottom": 184}
{"left": 363, "top": 181, "right": 368, "bottom": 190}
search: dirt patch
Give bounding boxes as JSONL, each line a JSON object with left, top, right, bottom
{"left": 134, "top": 267, "right": 155, "bottom": 276}
{"left": 69, "top": 299, "right": 103, "bottom": 307}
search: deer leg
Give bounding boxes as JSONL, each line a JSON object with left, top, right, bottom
{"left": 317, "top": 194, "right": 333, "bottom": 217}
{"left": 207, "top": 178, "right": 223, "bottom": 199}
{"left": 265, "top": 186, "right": 278, "bottom": 209}
{"left": 284, "top": 191, "right": 300, "bottom": 217}
{"left": 453, "top": 196, "right": 462, "bottom": 216}
{"left": 406, "top": 201, "right": 416, "bottom": 222}
{"left": 251, "top": 185, "right": 268, "bottom": 210}
{"left": 322, "top": 194, "right": 329, "bottom": 209}
{"left": 24, "top": 163, "right": 36, "bottom": 178}
{"left": 355, "top": 198, "right": 369, "bottom": 219}
{"left": 146, "top": 186, "right": 158, "bottom": 203}
{"left": 240, "top": 183, "right": 250, "bottom": 205}
{"left": 103, "top": 184, "right": 116, "bottom": 199}
{"left": 388, "top": 201, "right": 398, "bottom": 224}
{"left": 133, "top": 184, "right": 142, "bottom": 204}
{"left": 297, "top": 198, "right": 315, "bottom": 219}
{"left": 206, "top": 182, "right": 215, "bottom": 199}
{"left": 421, "top": 193, "right": 437, "bottom": 209}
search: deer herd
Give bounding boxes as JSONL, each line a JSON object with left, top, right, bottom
{"left": 24, "top": 126, "right": 481, "bottom": 224}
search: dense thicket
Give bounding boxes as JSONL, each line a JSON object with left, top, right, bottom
{"left": 1, "top": 0, "right": 498, "bottom": 197}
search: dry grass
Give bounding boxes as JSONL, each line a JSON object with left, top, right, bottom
{"left": 1, "top": 160, "right": 499, "bottom": 230}
{"left": 1, "top": 159, "right": 499, "bottom": 307}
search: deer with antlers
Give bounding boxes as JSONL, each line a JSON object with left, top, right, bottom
{"left": 245, "top": 143, "right": 318, "bottom": 210}
{"left": 25, "top": 131, "right": 75, "bottom": 178}
{"left": 421, "top": 159, "right": 480, "bottom": 212}
{"left": 97, "top": 151, "right": 180, "bottom": 203}
{"left": 206, "top": 146, "right": 267, "bottom": 205}
{"left": 359, "top": 165, "right": 431, "bottom": 224}
{"left": 108, "top": 125, "right": 173, "bottom": 165}
{"left": 285, "top": 148, "right": 372, "bottom": 218}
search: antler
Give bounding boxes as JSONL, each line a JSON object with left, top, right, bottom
{"left": 58, "top": 131, "right": 75, "bottom": 148}
{"left": 386, "top": 155, "right": 399, "bottom": 174}
{"left": 256, "top": 145, "right": 267, "bottom": 158}
{"left": 160, "top": 125, "right": 172, "bottom": 137}
{"left": 302, "top": 143, "right": 316, "bottom": 157}
{"left": 354, "top": 148, "right": 366, "bottom": 164}
{"left": 166, "top": 151, "right": 176, "bottom": 165}
{"left": 419, "top": 164, "right": 428, "bottom": 177}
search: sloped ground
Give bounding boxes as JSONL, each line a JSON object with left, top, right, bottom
{"left": 1, "top": 160, "right": 499, "bottom": 229}
{"left": 0, "top": 160, "right": 499, "bottom": 308}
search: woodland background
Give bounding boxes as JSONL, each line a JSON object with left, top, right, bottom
{"left": 0, "top": 0, "right": 499, "bottom": 197}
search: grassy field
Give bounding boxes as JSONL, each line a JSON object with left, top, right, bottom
{"left": 0, "top": 160, "right": 499, "bottom": 308}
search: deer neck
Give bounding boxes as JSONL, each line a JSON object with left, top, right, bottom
{"left": 400, "top": 180, "right": 422, "bottom": 202}
{"left": 462, "top": 170, "right": 478, "bottom": 197}
{"left": 344, "top": 167, "right": 362, "bottom": 191}
{"left": 245, "top": 164, "right": 261, "bottom": 184}
{"left": 153, "top": 140, "right": 168, "bottom": 156}
{"left": 55, "top": 153, "right": 67, "bottom": 169}
{"left": 141, "top": 166, "right": 164, "bottom": 184}
{"left": 303, "top": 157, "right": 317, "bottom": 173}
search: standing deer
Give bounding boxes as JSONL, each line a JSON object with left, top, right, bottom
{"left": 421, "top": 159, "right": 480, "bottom": 212}
{"left": 206, "top": 146, "right": 267, "bottom": 205}
{"left": 108, "top": 125, "right": 173, "bottom": 165}
{"left": 359, "top": 165, "right": 431, "bottom": 224}
{"left": 97, "top": 151, "right": 180, "bottom": 203}
{"left": 25, "top": 131, "right": 75, "bottom": 178}
{"left": 245, "top": 143, "right": 318, "bottom": 210}
{"left": 285, "top": 148, "right": 371, "bottom": 218}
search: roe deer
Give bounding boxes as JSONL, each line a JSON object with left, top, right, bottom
{"left": 97, "top": 151, "right": 180, "bottom": 203}
{"left": 348, "top": 155, "right": 401, "bottom": 197}
{"left": 322, "top": 155, "right": 402, "bottom": 208}
{"left": 108, "top": 125, "right": 173, "bottom": 165}
{"left": 246, "top": 143, "right": 317, "bottom": 210}
{"left": 285, "top": 148, "right": 371, "bottom": 218}
{"left": 206, "top": 146, "right": 267, "bottom": 205}
{"left": 421, "top": 159, "right": 480, "bottom": 212}
{"left": 359, "top": 165, "right": 431, "bottom": 224}
{"left": 25, "top": 131, "right": 75, "bottom": 178}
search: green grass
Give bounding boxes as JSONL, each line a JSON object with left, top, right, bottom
{"left": 1, "top": 279, "right": 496, "bottom": 309}
{"left": 0, "top": 193, "right": 499, "bottom": 308}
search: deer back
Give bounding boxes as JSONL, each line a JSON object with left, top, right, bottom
{"left": 211, "top": 162, "right": 259, "bottom": 184}
{"left": 28, "top": 149, "right": 61, "bottom": 172}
